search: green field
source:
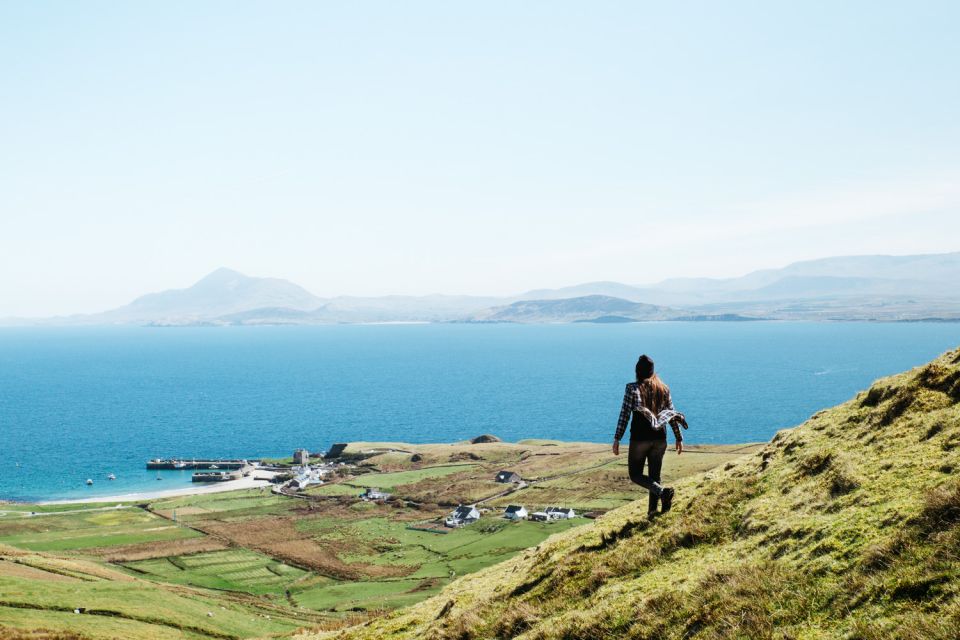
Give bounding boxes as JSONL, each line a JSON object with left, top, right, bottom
{"left": 125, "top": 548, "right": 306, "bottom": 594}
{"left": 0, "top": 506, "right": 200, "bottom": 552}
{"left": 304, "top": 482, "right": 365, "bottom": 497}
{"left": 288, "top": 517, "right": 584, "bottom": 612}
{"left": 151, "top": 488, "right": 288, "bottom": 515}
{"left": 341, "top": 464, "right": 478, "bottom": 490}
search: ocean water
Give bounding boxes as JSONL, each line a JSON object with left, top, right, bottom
{"left": 1, "top": 322, "right": 959, "bottom": 502}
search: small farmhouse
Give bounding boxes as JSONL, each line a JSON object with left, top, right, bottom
{"left": 495, "top": 470, "right": 522, "bottom": 484}
{"left": 546, "top": 506, "right": 576, "bottom": 519}
{"left": 503, "top": 505, "right": 528, "bottom": 520}
{"left": 363, "top": 487, "right": 391, "bottom": 501}
{"left": 445, "top": 504, "right": 481, "bottom": 527}
{"left": 530, "top": 511, "right": 550, "bottom": 522}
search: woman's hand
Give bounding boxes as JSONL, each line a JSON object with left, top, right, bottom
{"left": 676, "top": 441, "right": 683, "bottom": 455}
{"left": 612, "top": 440, "right": 620, "bottom": 456}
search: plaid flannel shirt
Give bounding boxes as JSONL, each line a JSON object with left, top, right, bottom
{"left": 614, "top": 382, "right": 684, "bottom": 443}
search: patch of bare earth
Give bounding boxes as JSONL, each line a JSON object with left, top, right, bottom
{"left": 81, "top": 537, "right": 228, "bottom": 562}
{"left": 197, "top": 517, "right": 414, "bottom": 580}
{"left": 150, "top": 506, "right": 210, "bottom": 519}
{"left": 0, "top": 560, "right": 80, "bottom": 582}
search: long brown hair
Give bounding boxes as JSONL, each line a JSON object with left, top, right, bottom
{"left": 637, "top": 373, "right": 671, "bottom": 414}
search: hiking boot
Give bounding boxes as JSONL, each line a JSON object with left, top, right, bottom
{"left": 647, "top": 510, "right": 659, "bottom": 521}
{"left": 660, "top": 487, "right": 675, "bottom": 513}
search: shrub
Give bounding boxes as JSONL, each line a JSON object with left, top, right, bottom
{"left": 876, "top": 388, "right": 916, "bottom": 426}
{"left": 917, "top": 363, "right": 960, "bottom": 400}
{"left": 826, "top": 459, "right": 861, "bottom": 498}
{"left": 916, "top": 481, "right": 960, "bottom": 534}
{"left": 491, "top": 602, "right": 541, "bottom": 638}
{"left": 797, "top": 449, "right": 833, "bottom": 476}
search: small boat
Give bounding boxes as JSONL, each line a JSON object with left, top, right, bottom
{"left": 86, "top": 479, "right": 93, "bottom": 485}
{"left": 107, "top": 473, "right": 116, "bottom": 481}
{"left": 156, "top": 473, "right": 163, "bottom": 481}
{"left": 209, "top": 465, "right": 219, "bottom": 469}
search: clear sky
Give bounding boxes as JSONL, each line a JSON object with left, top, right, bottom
{"left": 2, "top": 1, "right": 959, "bottom": 316}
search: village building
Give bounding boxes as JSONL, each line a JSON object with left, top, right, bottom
{"left": 546, "top": 506, "right": 576, "bottom": 519}
{"left": 363, "top": 487, "right": 391, "bottom": 501}
{"left": 445, "top": 504, "right": 481, "bottom": 527}
{"left": 287, "top": 465, "right": 325, "bottom": 491}
{"left": 293, "top": 449, "right": 310, "bottom": 465}
{"left": 495, "top": 470, "right": 522, "bottom": 484}
{"left": 530, "top": 511, "right": 551, "bottom": 522}
{"left": 503, "top": 505, "right": 528, "bottom": 520}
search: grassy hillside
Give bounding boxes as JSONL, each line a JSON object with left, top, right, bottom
{"left": 303, "top": 346, "right": 960, "bottom": 639}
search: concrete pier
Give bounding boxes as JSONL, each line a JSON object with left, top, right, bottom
{"left": 146, "top": 459, "right": 254, "bottom": 470}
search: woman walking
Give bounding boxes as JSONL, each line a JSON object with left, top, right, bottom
{"left": 613, "top": 354, "right": 687, "bottom": 518}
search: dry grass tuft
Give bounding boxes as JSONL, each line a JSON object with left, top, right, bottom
{"left": 796, "top": 449, "right": 833, "bottom": 476}
{"left": 490, "top": 602, "right": 541, "bottom": 639}
{"left": 825, "top": 457, "right": 861, "bottom": 498}
{"left": 916, "top": 480, "right": 960, "bottom": 534}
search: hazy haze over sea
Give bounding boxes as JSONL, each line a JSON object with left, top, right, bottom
{"left": 2, "top": 322, "right": 959, "bottom": 502}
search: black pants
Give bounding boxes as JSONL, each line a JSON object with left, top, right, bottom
{"left": 628, "top": 439, "right": 667, "bottom": 513}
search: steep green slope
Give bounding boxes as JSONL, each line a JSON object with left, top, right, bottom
{"left": 304, "top": 347, "right": 960, "bottom": 640}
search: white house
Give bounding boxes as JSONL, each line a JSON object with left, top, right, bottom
{"left": 503, "top": 505, "right": 528, "bottom": 520}
{"left": 363, "top": 487, "right": 391, "bottom": 501}
{"left": 288, "top": 466, "right": 325, "bottom": 491}
{"left": 530, "top": 511, "right": 551, "bottom": 522}
{"left": 545, "top": 506, "right": 576, "bottom": 520}
{"left": 445, "top": 504, "right": 481, "bottom": 527}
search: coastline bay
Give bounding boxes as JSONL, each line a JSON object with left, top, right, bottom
{"left": 2, "top": 322, "right": 959, "bottom": 502}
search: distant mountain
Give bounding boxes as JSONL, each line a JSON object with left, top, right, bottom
{"left": 207, "top": 295, "right": 503, "bottom": 326}
{"left": 82, "top": 268, "right": 326, "bottom": 325}
{"left": 467, "top": 295, "right": 684, "bottom": 323}
{"left": 652, "top": 252, "right": 960, "bottom": 300}
{"left": 520, "top": 281, "right": 652, "bottom": 302}
{"left": 312, "top": 295, "right": 505, "bottom": 323}
{"left": 515, "top": 252, "right": 960, "bottom": 312}
{"left": 3, "top": 252, "right": 959, "bottom": 326}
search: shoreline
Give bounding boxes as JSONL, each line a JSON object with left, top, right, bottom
{"left": 9, "top": 442, "right": 763, "bottom": 506}
{"left": 36, "top": 474, "right": 276, "bottom": 506}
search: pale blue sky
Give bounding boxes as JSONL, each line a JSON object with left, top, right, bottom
{"left": 2, "top": 1, "right": 959, "bottom": 316}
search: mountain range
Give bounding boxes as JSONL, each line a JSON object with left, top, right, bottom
{"left": 5, "top": 252, "right": 960, "bottom": 326}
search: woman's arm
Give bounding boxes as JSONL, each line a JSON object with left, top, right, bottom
{"left": 666, "top": 391, "right": 686, "bottom": 454}
{"left": 613, "top": 384, "right": 632, "bottom": 454}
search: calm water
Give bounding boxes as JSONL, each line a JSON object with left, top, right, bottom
{"left": 1, "top": 323, "right": 958, "bottom": 502}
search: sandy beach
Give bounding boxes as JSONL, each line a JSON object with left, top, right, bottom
{"left": 39, "top": 473, "right": 277, "bottom": 505}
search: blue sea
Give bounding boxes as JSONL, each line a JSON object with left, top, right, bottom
{"left": 1, "top": 323, "right": 959, "bottom": 502}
